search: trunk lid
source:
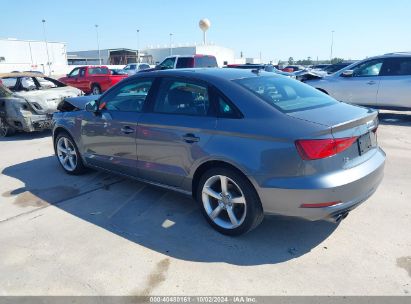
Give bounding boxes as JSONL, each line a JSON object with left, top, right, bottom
{"left": 287, "top": 102, "right": 378, "bottom": 138}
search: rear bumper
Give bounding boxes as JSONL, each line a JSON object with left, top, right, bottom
{"left": 256, "top": 147, "right": 385, "bottom": 221}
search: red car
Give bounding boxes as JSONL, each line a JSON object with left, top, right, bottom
{"left": 59, "top": 66, "right": 128, "bottom": 95}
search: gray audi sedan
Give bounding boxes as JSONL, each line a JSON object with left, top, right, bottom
{"left": 52, "top": 68, "right": 385, "bottom": 235}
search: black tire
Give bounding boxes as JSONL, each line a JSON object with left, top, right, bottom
{"left": 196, "top": 167, "right": 264, "bottom": 236}
{"left": 0, "top": 117, "right": 15, "bottom": 137}
{"left": 91, "top": 84, "right": 101, "bottom": 95}
{"left": 54, "top": 131, "right": 87, "bottom": 175}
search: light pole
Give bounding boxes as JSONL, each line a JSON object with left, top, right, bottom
{"left": 169, "top": 33, "right": 173, "bottom": 56}
{"left": 41, "top": 19, "right": 51, "bottom": 75}
{"left": 95, "top": 24, "right": 101, "bottom": 65}
{"left": 136, "top": 29, "right": 140, "bottom": 63}
{"left": 330, "top": 30, "right": 335, "bottom": 63}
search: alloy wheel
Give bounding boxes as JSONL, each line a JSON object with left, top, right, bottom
{"left": 56, "top": 136, "right": 78, "bottom": 172}
{"left": 202, "top": 175, "right": 247, "bottom": 229}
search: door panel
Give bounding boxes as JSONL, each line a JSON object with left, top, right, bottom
{"left": 376, "top": 76, "right": 411, "bottom": 108}
{"left": 136, "top": 113, "right": 216, "bottom": 187}
{"left": 331, "top": 76, "right": 380, "bottom": 105}
{"left": 331, "top": 59, "right": 384, "bottom": 106}
{"left": 81, "top": 111, "right": 139, "bottom": 177}
{"left": 80, "top": 78, "right": 155, "bottom": 176}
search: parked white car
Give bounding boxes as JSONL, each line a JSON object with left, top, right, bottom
{"left": 123, "top": 63, "right": 151, "bottom": 75}
{"left": 305, "top": 53, "right": 411, "bottom": 110}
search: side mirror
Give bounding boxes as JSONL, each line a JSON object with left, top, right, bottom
{"left": 85, "top": 100, "right": 99, "bottom": 113}
{"left": 341, "top": 70, "right": 354, "bottom": 77}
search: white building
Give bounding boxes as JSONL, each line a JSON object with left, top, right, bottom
{"left": 0, "top": 38, "right": 67, "bottom": 75}
{"left": 144, "top": 44, "right": 235, "bottom": 67}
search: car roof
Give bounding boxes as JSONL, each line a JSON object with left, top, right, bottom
{"left": 0, "top": 72, "right": 47, "bottom": 78}
{"left": 132, "top": 68, "right": 279, "bottom": 81}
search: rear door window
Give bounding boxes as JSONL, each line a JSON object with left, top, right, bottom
{"left": 380, "top": 57, "right": 411, "bottom": 76}
{"left": 153, "top": 79, "right": 210, "bottom": 116}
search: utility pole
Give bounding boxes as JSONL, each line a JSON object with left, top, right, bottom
{"left": 169, "top": 33, "right": 173, "bottom": 56}
{"left": 95, "top": 24, "right": 101, "bottom": 64}
{"left": 41, "top": 19, "right": 51, "bottom": 75}
{"left": 330, "top": 30, "right": 335, "bottom": 63}
{"left": 136, "top": 29, "right": 140, "bottom": 63}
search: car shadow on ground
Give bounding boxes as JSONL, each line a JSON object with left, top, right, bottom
{"left": 378, "top": 111, "right": 411, "bottom": 127}
{"left": 2, "top": 156, "right": 337, "bottom": 266}
{"left": 0, "top": 130, "right": 52, "bottom": 142}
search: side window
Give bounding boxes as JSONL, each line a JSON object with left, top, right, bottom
{"left": 79, "top": 68, "right": 86, "bottom": 77}
{"left": 153, "top": 79, "right": 210, "bottom": 116}
{"left": 88, "top": 67, "right": 109, "bottom": 75}
{"left": 159, "top": 57, "right": 176, "bottom": 69}
{"left": 69, "top": 68, "right": 79, "bottom": 77}
{"left": 102, "top": 79, "right": 153, "bottom": 112}
{"left": 21, "top": 77, "right": 37, "bottom": 90}
{"left": 217, "top": 96, "right": 240, "bottom": 118}
{"left": 176, "top": 57, "right": 194, "bottom": 68}
{"left": 352, "top": 60, "right": 383, "bottom": 77}
{"left": 139, "top": 64, "right": 150, "bottom": 70}
{"left": 380, "top": 58, "right": 411, "bottom": 76}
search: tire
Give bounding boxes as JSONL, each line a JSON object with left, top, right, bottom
{"left": 197, "top": 167, "right": 264, "bottom": 236}
{"left": 0, "top": 117, "right": 15, "bottom": 137}
{"left": 54, "top": 131, "right": 87, "bottom": 175}
{"left": 91, "top": 84, "right": 101, "bottom": 95}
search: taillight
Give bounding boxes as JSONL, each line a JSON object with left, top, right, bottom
{"left": 295, "top": 137, "right": 358, "bottom": 160}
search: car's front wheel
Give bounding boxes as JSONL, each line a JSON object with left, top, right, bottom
{"left": 55, "top": 132, "right": 86, "bottom": 175}
{"left": 197, "top": 167, "right": 264, "bottom": 236}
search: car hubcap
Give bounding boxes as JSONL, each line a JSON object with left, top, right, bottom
{"left": 56, "top": 137, "right": 77, "bottom": 171}
{"left": 0, "top": 118, "right": 8, "bottom": 137}
{"left": 202, "top": 175, "right": 247, "bottom": 229}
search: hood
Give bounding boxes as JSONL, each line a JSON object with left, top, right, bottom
{"left": 15, "top": 86, "right": 82, "bottom": 114}
{"left": 57, "top": 95, "right": 100, "bottom": 112}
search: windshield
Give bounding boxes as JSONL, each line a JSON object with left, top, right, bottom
{"left": 234, "top": 76, "right": 337, "bottom": 112}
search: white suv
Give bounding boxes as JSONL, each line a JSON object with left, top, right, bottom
{"left": 305, "top": 53, "right": 411, "bottom": 110}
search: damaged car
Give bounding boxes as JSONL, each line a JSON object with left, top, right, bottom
{"left": 0, "top": 73, "right": 83, "bottom": 137}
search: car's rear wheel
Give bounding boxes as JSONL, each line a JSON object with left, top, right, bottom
{"left": 0, "top": 117, "right": 15, "bottom": 137}
{"left": 55, "top": 132, "right": 86, "bottom": 175}
{"left": 91, "top": 84, "right": 101, "bottom": 95}
{"left": 197, "top": 167, "right": 264, "bottom": 236}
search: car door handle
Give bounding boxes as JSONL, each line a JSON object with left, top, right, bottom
{"left": 121, "top": 126, "right": 135, "bottom": 134}
{"left": 367, "top": 81, "right": 376, "bottom": 85}
{"left": 182, "top": 133, "right": 200, "bottom": 143}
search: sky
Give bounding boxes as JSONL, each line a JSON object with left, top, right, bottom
{"left": 1, "top": 0, "right": 411, "bottom": 62}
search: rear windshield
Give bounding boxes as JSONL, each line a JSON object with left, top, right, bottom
{"left": 194, "top": 56, "right": 218, "bottom": 68}
{"left": 234, "top": 76, "right": 337, "bottom": 113}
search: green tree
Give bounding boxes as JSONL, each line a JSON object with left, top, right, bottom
{"left": 331, "top": 57, "right": 344, "bottom": 64}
